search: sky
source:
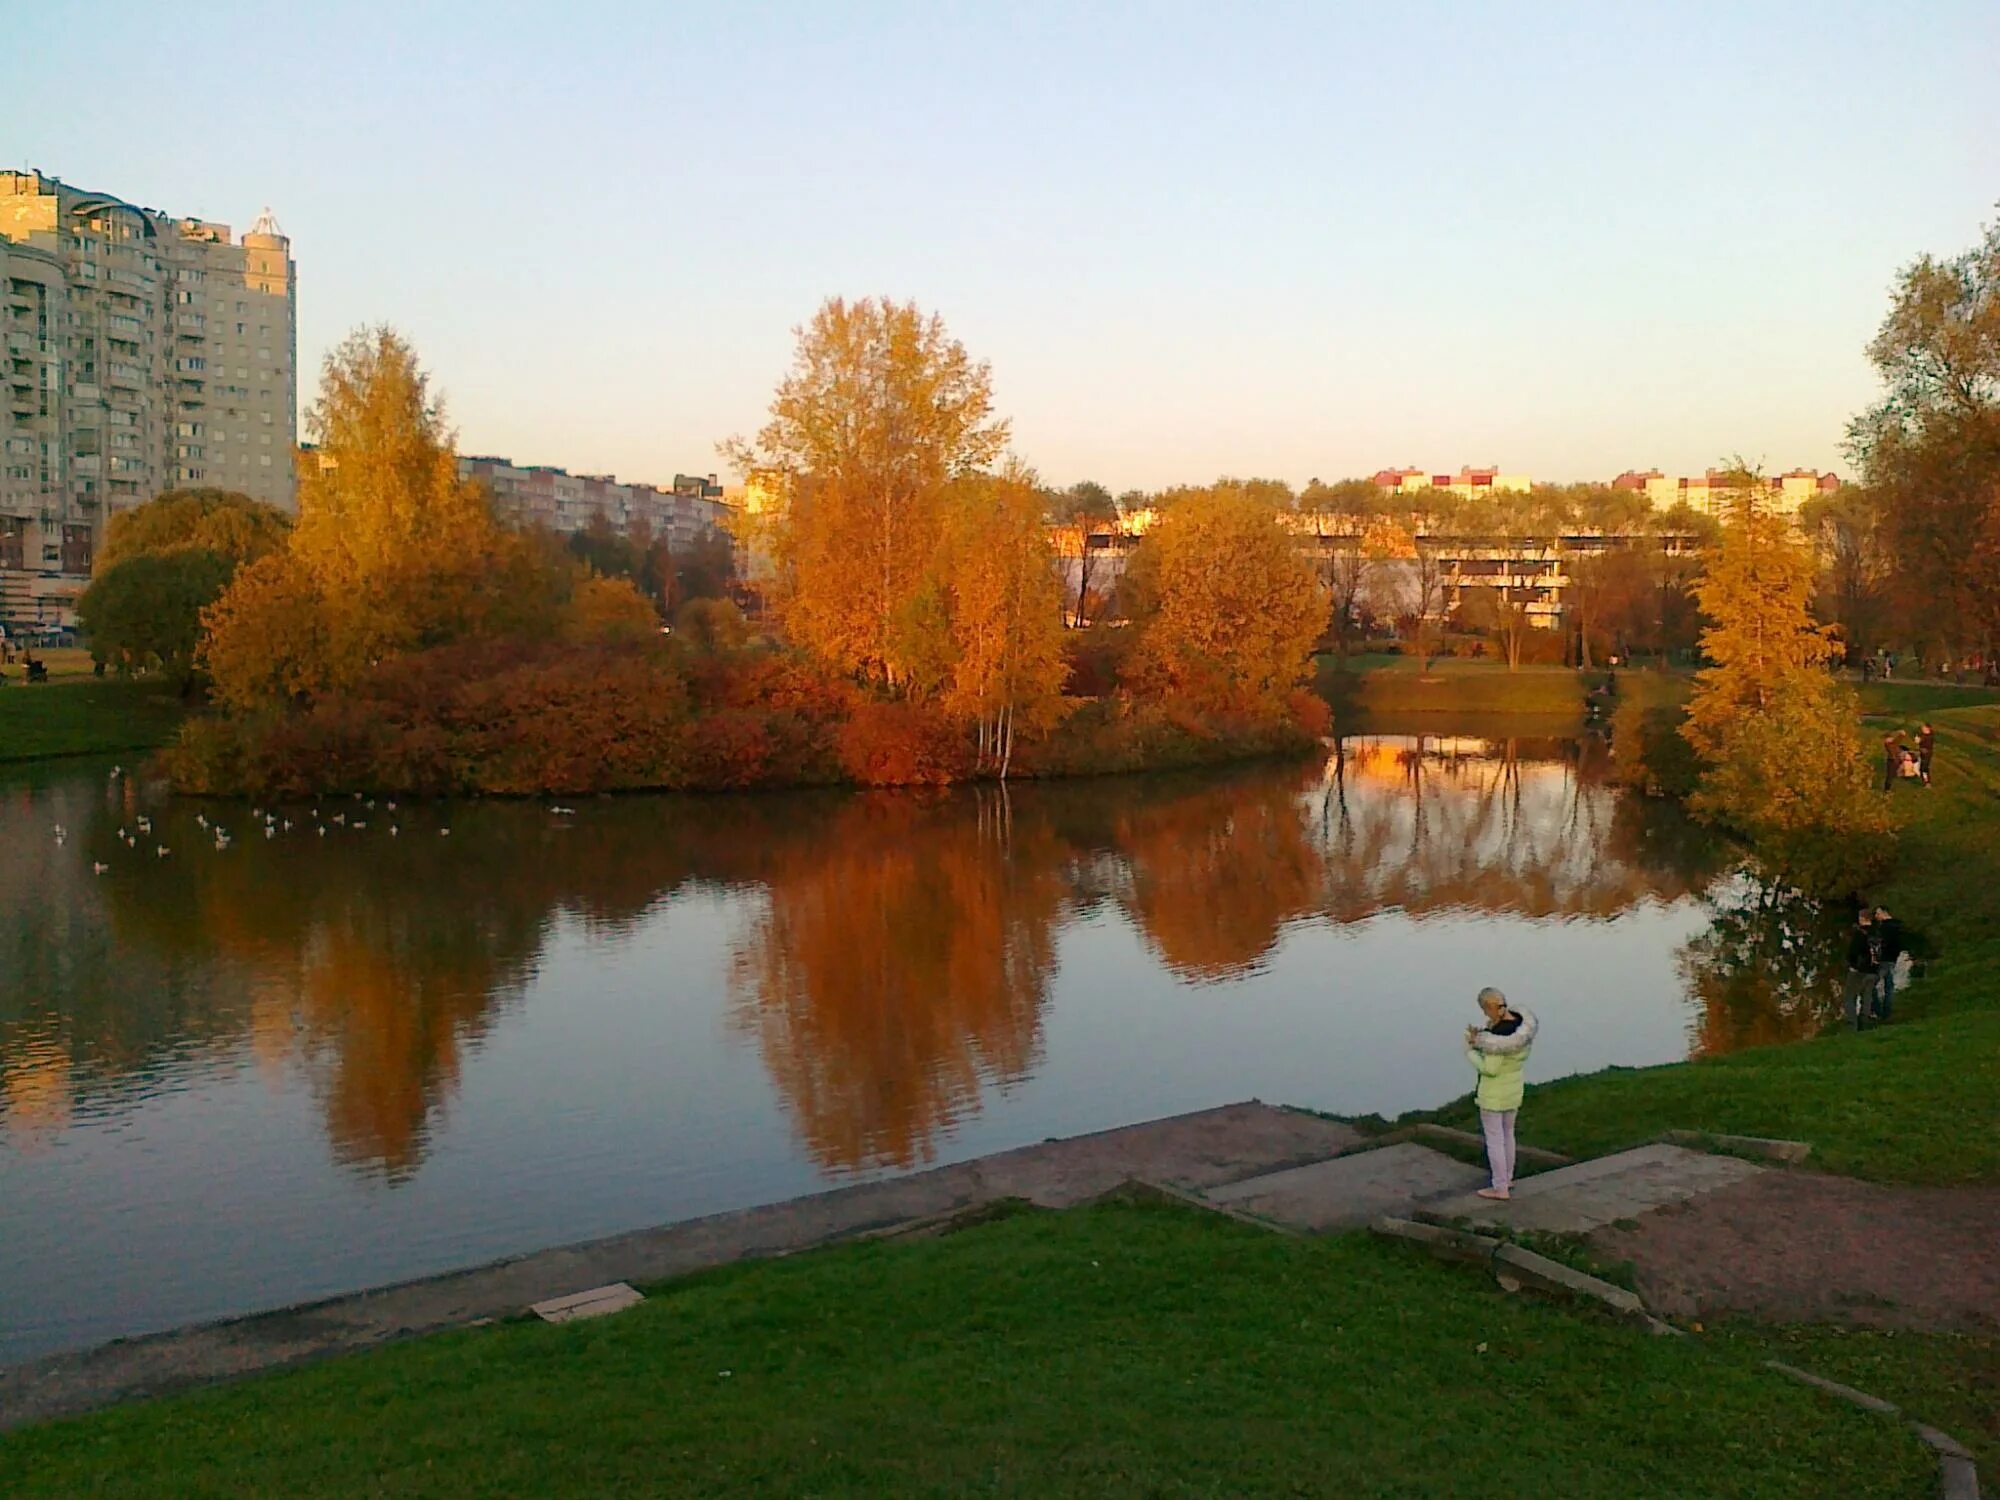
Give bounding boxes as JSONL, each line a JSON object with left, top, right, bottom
{"left": 8, "top": 1, "right": 1998, "bottom": 490}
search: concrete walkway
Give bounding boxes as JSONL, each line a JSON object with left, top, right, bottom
{"left": 1421, "top": 1143, "right": 1768, "bottom": 1235}
{"left": 1204, "top": 1142, "right": 1486, "bottom": 1231}
{"left": 0, "top": 1101, "right": 1360, "bottom": 1431}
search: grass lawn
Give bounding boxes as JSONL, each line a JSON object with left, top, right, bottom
{"left": 1715, "top": 1322, "right": 2000, "bottom": 1480}
{"left": 1316, "top": 653, "right": 1608, "bottom": 719}
{"left": 0, "top": 677, "right": 188, "bottom": 762}
{"left": 0, "top": 1202, "right": 1935, "bottom": 1500}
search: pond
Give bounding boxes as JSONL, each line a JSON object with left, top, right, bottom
{"left": 0, "top": 735, "right": 1847, "bottom": 1364}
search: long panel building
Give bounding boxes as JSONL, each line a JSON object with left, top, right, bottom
{"left": 0, "top": 169, "right": 297, "bottom": 629}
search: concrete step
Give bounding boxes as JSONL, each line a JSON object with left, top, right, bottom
{"left": 1419, "top": 1142, "right": 1765, "bottom": 1235}
{"left": 1202, "top": 1142, "right": 1487, "bottom": 1232}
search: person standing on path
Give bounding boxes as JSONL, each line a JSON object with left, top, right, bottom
{"left": 1844, "top": 910, "right": 1879, "bottom": 1030}
{"left": 1465, "top": 987, "right": 1537, "bottom": 1201}
{"left": 1872, "top": 907, "right": 1904, "bottom": 1021}
{"left": 1917, "top": 723, "right": 1935, "bottom": 787}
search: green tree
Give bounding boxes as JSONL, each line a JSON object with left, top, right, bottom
{"left": 1847, "top": 211, "right": 2000, "bottom": 660}
{"left": 78, "top": 549, "right": 235, "bottom": 692}
{"left": 723, "top": 297, "right": 1008, "bottom": 687}
{"left": 81, "top": 488, "right": 289, "bottom": 691}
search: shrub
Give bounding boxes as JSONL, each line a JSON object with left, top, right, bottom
{"left": 836, "top": 701, "right": 974, "bottom": 786}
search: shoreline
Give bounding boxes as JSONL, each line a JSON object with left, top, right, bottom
{"left": 0, "top": 1101, "right": 1361, "bottom": 1430}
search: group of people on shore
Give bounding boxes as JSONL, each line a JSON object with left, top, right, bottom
{"left": 1859, "top": 649, "right": 1998, "bottom": 687}
{"left": 1843, "top": 906, "right": 1906, "bottom": 1029}
{"left": 1882, "top": 724, "right": 1935, "bottom": 790}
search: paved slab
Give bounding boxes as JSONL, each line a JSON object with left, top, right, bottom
{"left": 1206, "top": 1142, "right": 1486, "bottom": 1232}
{"left": 1422, "top": 1143, "right": 1766, "bottom": 1235}
{"left": 0, "top": 1100, "right": 1361, "bottom": 1431}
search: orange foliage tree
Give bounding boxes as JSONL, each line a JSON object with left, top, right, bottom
{"left": 723, "top": 297, "right": 1009, "bottom": 688}
{"left": 943, "top": 467, "right": 1071, "bottom": 775}
{"left": 1129, "top": 482, "right": 1327, "bottom": 715}
{"left": 202, "top": 326, "right": 568, "bottom": 713}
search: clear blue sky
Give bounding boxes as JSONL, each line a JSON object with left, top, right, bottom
{"left": 9, "top": 1, "right": 1997, "bottom": 489}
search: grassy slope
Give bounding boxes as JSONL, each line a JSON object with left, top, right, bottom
{"left": 1424, "top": 702, "right": 2000, "bottom": 1185}
{"left": 1, "top": 1203, "right": 1932, "bottom": 1500}
{"left": 1718, "top": 1324, "right": 2000, "bottom": 1480}
{"left": 0, "top": 678, "right": 187, "bottom": 762}
{"left": 1316, "top": 653, "right": 1596, "bottom": 718}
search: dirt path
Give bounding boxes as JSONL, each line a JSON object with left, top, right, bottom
{"left": 1588, "top": 1170, "right": 2000, "bottom": 1331}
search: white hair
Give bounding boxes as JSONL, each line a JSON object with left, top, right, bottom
{"left": 1477, "top": 986, "right": 1508, "bottom": 1010}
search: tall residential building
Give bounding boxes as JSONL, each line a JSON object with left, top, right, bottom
{"left": 458, "top": 456, "right": 734, "bottom": 551}
{"left": 0, "top": 169, "right": 297, "bottom": 627}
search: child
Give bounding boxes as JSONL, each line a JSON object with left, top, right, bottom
{"left": 1465, "top": 987, "right": 1538, "bottom": 1200}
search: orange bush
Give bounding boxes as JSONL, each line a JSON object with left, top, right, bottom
{"left": 836, "top": 701, "right": 974, "bottom": 786}
{"left": 1286, "top": 687, "right": 1334, "bottom": 738}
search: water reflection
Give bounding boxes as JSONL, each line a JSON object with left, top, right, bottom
{"left": 1, "top": 736, "right": 1802, "bottom": 1187}
{"left": 1678, "top": 875, "right": 1850, "bottom": 1054}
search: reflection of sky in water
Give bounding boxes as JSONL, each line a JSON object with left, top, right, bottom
{"left": 0, "top": 740, "right": 1774, "bottom": 1363}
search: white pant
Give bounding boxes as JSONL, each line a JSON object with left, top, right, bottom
{"left": 1480, "top": 1108, "right": 1518, "bottom": 1192}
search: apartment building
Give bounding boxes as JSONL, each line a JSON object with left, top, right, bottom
{"left": 1610, "top": 467, "right": 1839, "bottom": 518}
{"left": 458, "top": 456, "right": 734, "bottom": 551}
{"left": 1370, "top": 465, "right": 1533, "bottom": 497}
{"left": 0, "top": 169, "right": 297, "bottom": 627}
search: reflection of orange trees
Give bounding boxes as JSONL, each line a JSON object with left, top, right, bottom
{"left": 84, "top": 801, "right": 717, "bottom": 1178}
{"left": 1316, "top": 736, "right": 1715, "bottom": 922}
{"left": 730, "top": 794, "right": 1060, "bottom": 1172}
{"left": 1678, "top": 878, "right": 1847, "bottom": 1057}
{"left": 1, "top": 1033, "right": 72, "bottom": 1146}
{"left": 1111, "top": 776, "right": 1325, "bottom": 980}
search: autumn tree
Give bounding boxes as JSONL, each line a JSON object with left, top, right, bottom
{"left": 1046, "top": 479, "right": 1118, "bottom": 627}
{"left": 944, "top": 468, "right": 1071, "bottom": 776}
{"left": 202, "top": 326, "right": 565, "bottom": 711}
{"left": 1379, "top": 486, "right": 1462, "bottom": 673}
{"left": 723, "top": 297, "right": 1008, "bottom": 687}
{"left": 1128, "top": 482, "right": 1325, "bottom": 714}
{"left": 292, "top": 327, "right": 492, "bottom": 588}
{"left": 98, "top": 487, "right": 291, "bottom": 571}
{"left": 1799, "top": 485, "right": 1893, "bottom": 660}
{"left": 1847, "top": 211, "right": 2000, "bottom": 659}
{"left": 1298, "top": 478, "right": 1382, "bottom": 659}
{"left": 81, "top": 488, "right": 290, "bottom": 691}
{"left": 1681, "top": 475, "right": 1888, "bottom": 892}
{"left": 1458, "top": 583, "right": 1533, "bottom": 669}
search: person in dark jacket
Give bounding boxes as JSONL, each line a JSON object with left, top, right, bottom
{"left": 1844, "top": 910, "right": 1878, "bottom": 1030}
{"left": 1872, "top": 907, "right": 1904, "bottom": 1021}
{"left": 1917, "top": 724, "right": 1935, "bottom": 787}
{"left": 1882, "top": 733, "right": 1903, "bottom": 792}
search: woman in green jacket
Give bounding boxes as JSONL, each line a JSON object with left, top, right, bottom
{"left": 1465, "top": 986, "right": 1537, "bottom": 1200}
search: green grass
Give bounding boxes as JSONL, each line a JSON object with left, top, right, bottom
{"left": 1316, "top": 652, "right": 1610, "bottom": 719}
{"left": 1, "top": 1202, "right": 1934, "bottom": 1499}
{"left": 1714, "top": 1323, "right": 2000, "bottom": 1479}
{"left": 1421, "top": 702, "right": 2000, "bottom": 1184}
{"left": 0, "top": 677, "right": 188, "bottom": 762}
{"left": 1854, "top": 679, "right": 2000, "bottom": 717}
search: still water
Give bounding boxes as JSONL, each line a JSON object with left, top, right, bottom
{"left": 0, "top": 736, "right": 1843, "bottom": 1363}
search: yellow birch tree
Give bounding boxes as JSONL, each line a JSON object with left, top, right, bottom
{"left": 722, "top": 298, "right": 1009, "bottom": 687}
